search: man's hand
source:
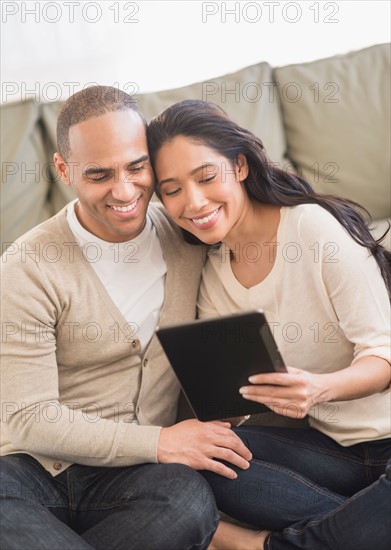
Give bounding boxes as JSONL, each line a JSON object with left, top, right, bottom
{"left": 157, "top": 419, "right": 252, "bottom": 479}
{"left": 221, "top": 415, "right": 251, "bottom": 427}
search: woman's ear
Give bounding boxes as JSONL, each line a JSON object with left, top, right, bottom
{"left": 236, "top": 153, "right": 249, "bottom": 182}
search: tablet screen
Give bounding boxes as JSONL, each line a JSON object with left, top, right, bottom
{"left": 156, "top": 310, "right": 286, "bottom": 421}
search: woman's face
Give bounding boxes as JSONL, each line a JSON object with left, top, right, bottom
{"left": 154, "top": 135, "right": 249, "bottom": 244}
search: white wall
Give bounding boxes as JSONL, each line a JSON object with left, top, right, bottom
{"left": 1, "top": 0, "right": 390, "bottom": 103}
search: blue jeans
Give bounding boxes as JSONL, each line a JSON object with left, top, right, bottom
{"left": 0, "top": 454, "right": 219, "bottom": 550}
{"left": 201, "top": 426, "right": 391, "bottom": 549}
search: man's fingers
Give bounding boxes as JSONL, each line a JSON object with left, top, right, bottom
{"left": 203, "top": 425, "right": 253, "bottom": 462}
{"left": 211, "top": 430, "right": 252, "bottom": 461}
{"left": 207, "top": 420, "right": 231, "bottom": 428}
{"left": 209, "top": 424, "right": 234, "bottom": 435}
{"left": 220, "top": 440, "right": 252, "bottom": 462}
{"left": 212, "top": 446, "right": 251, "bottom": 470}
{"left": 205, "top": 459, "right": 238, "bottom": 480}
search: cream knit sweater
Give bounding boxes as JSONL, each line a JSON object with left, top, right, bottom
{"left": 198, "top": 204, "right": 390, "bottom": 446}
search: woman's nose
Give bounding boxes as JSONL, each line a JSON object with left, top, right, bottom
{"left": 186, "top": 187, "right": 208, "bottom": 211}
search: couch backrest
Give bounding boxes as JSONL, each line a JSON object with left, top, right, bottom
{"left": 274, "top": 43, "right": 391, "bottom": 222}
{"left": 136, "top": 61, "right": 287, "bottom": 165}
{"left": 1, "top": 44, "right": 390, "bottom": 249}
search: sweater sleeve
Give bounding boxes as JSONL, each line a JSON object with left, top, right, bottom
{"left": 297, "top": 205, "right": 391, "bottom": 365}
{"left": 1, "top": 252, "right": 162, "bottom": 467}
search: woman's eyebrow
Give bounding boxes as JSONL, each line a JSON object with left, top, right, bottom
{"left": 190, "top": 162, "right": 218, "bottom": 175}
{"left": 159, "top": 162, "right": 218, "bottom": 186}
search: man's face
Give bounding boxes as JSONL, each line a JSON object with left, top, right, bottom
{"left": 55, "top": 109, "right": 154, "bottom": 242}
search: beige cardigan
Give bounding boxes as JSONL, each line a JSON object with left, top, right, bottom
{"left": 1, "top": 203, "right": 205, "bottom": 476}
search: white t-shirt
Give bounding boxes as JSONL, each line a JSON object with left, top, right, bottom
{"left": 198, "top": 204, "right": 391, "bottom": 446}
{"left": 67, "top": 200, "right": 166, "bottom": 353}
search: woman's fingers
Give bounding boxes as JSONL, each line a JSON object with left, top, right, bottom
{"left": 247, "top": 365, "right": 305, "bottom": 385}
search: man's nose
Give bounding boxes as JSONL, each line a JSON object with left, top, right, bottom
{"left": 111, "top": 174, "right": 137, "bottom": 202}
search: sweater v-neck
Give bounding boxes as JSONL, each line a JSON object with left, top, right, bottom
{"left": 218, "top": 206, "right": 287, "bottom": 300}
{"left": 54, "top": 203, "right": 178, "bottom": 357}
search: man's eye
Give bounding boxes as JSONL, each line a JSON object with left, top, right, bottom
{"left": 89, "top": 174, "right": 109, "bottom": 182}
{"left": 129, "top": 165, "right": 143, "bottom": 173}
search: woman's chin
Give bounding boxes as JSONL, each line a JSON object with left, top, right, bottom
{"left": 190, "top": 228, "right": 224, "bottom": 245}
{"left": 179, "top": 220, "right": 226, "bottom": 245}
{"left": 203, "top": 237, "right": 222, "bottom": 245}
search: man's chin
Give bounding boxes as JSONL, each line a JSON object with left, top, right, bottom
{"left": 110, "top": 218, "right": 147, "bottom": 242}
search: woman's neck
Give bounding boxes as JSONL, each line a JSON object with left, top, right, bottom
{"left": 224, "top": 201, "right": 281, "bottom": 263}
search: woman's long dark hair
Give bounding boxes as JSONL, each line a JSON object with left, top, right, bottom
{"left": 147, "top": 99, "right": 391, "bottom": 296}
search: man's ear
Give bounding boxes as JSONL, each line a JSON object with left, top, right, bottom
{"left": 236, "top": 153, "right": 249, "bottom": 182}
{"left": 53, "top": 152, "right": 71, "bottom": 185}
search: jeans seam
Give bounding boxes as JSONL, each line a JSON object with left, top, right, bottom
{"left": 239, "top": 428, "right": 390, "bottom": 466}
{"left": 251, "top": 459, "right": 345, "bottom": 505}
{"left": 278, "top": 489, "right": 368, "bottom": 537}
{"left": 66, "top": 464, "right": 79, "bottom": 530}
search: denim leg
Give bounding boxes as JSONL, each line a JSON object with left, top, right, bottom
{"left": 201, "top": 427, "right": 390, "bottom": 532}
{"left": 201, "top": 459, "right": 346, "bottom": 530}
{"left": 267, "top": 458, "right": 391, "bottom": 550}
{"left": 72, "top": 463, "right": 219, "bottom": 550}
{"left": 0, "top": 454, "right": 94, "bottom": 550}
{"left": 235, "top": 427, "right": 391, "bottom": 495}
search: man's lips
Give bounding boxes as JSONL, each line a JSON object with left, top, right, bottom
{"left": 108, "top": 196, "right": 140, "bottom": 212}
{"left": 108, "top": 196, "right": 142, "bottom": 217}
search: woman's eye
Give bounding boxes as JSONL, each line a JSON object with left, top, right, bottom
{"left": 200, "top": 175, "right": 216, "bottom": 184}
{"left": 164, "top": 188, "right": 180, "bottom": 197}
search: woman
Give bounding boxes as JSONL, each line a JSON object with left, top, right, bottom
{"left": 147, "top": 100, "right": 391, "bottom": 549}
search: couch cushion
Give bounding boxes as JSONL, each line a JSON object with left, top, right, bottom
{"left": 137, "top": 62, "right": 287, "bottom": 165}
{"left": 41, "top": 102, "right": 77, "bottom": 212}
{"left": 274, "top": 44, "right": 391, "bottom": 226}
{"left": 1, "top": 101, "right": 53, "bottom": 249}
{"left": 370, "top": 218, "right": 391, "bottom": 250}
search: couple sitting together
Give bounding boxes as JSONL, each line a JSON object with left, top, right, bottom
{"left": 1, "top": 85, "right": 390, "bottom": 550}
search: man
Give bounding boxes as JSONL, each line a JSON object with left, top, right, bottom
{"left": 0, "top": 86, "right": 252, "bottom": 550}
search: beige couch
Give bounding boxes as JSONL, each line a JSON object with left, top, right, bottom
{"left": 1, "top": 42, "right": 390, "bottom": 251}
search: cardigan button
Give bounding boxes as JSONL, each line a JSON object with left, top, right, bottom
{"left": 131, "top": 339, "right": 140, "bottom": 350}
{"left": 143, "top": 359, "right": 148, "bottom": 368}
{"left": 53, "top": 462, "right": 62, "bottom": 471}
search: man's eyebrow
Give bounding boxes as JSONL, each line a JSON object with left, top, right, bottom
{"left": 83, "top": 166, "right": 112, "bottom": 176}
{"left": 124, "top": 155, "right": 150, "bottom": 170}
{"left": 159, "top": 162, "right": 217, "bottom": 186}
{"left": 82, "top": 155, "right": 150, "bottom": 176}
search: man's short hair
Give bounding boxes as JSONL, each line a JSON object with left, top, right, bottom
{"left": 57, "top": 85, "right": 145, "bottom": 159}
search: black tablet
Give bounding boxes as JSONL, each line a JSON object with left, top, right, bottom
{"left": 156, "top": 309, "right": 287, "bottom": 421}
